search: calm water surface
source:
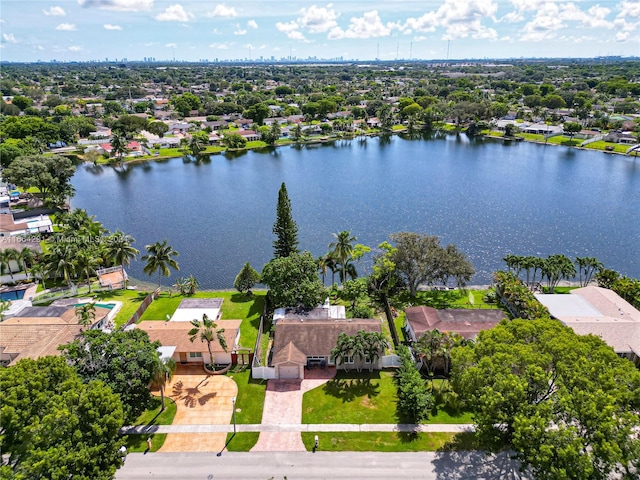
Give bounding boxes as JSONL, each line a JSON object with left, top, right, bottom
{"left": 71, "top": 135, "right": 640, "bottom": 288}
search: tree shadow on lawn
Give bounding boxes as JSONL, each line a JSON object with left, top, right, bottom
{"left": 93, "top": 290, "right": 147, "bottom": 303}
{"left": 322, "top": 373, "right": 381, "bottom": 403}
{"left": 229, "top": 292, "right": 265, "bottom": 330}
{"left": 392, "top": 290, "right": 462, "bottom": 310}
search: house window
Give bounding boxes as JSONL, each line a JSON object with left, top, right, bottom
{"left": 345, "top": 355, "right": 354, "bottom": 364}
{"left": 189, "top": 352, "right": 202, "bottom": 358}
{"left": 364, "top": 357, "right": 371, "bottom": 365}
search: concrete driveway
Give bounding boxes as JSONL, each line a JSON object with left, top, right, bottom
{"left": 251, "top": 368, "right": 335, "bottom": 452}
{"left": 158, "top": 365, "right": 237, "bottom": 452}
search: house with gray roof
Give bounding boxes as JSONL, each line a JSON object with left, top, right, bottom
{"left": 535, "top": 286, "right": 640, "bottom": 366}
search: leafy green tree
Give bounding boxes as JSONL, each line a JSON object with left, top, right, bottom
{"left": 292, "top": 123, "right": 303, "bottom": 142}
{"left": 341, "top": 277, "right": 369, "bottom": 315}
{"left": 389, "top": 232, "right": 444, "bottom": 296}
{"left": 395, "top": 345, "right": 433, "bottom": 423}
{"left": 187, "top": 131, "right": 209, "bottom": 157}
{"left": 104, "top": 231, "right": 139, "bottom": 289}
{"left": 188, "top": 314, "right": 228, "bottom": 368}
{"left": 171, "top": 92, "right": 202, "bottom": 116}
{"left": 142, "top": 239, "right": 180, "bottom": 288}
{"left": 0, "top": 357, "right": 125, "bottom": 480}
{"left": 222, "top": 133, "right": 247, "bottom": 149}
{"left": 10, "top": 95, "right": 31, "bottom": 111}
{"left": 261, "top": 251, "right": 326, "bottom": 309}
{"left": 62, "top": 328, "right": 162, "bottom": 423}
{"left": 109, "top": 131, "right": 128, "bottom": 163}
{"left": 147, "top": 120, "right": 169, "bottom": 138}
{"left": 575, "top": 256, "right": 603, "bottom": 287}
{"left": 540, "top": 254, "right": 576, "bottom": 290}
{"left": 3, "top": 154, "right": 75, "bottom": 207}
{"left": 272, "top": 182, "right": 299, "bottom": 258}
{"left": 452, "top": 317, "right": 640, "bottom": 480}
{"left": 243, "top": 103, "right": 270, "bottom": 126}
{"left": 234, "top": 261, "right": 261, "bottom": 294}
{"left": 563, "top": 121, "right": 582, "bottom": 141}
{"left": 112, "top": 115, "right": 148, "bottom": 136}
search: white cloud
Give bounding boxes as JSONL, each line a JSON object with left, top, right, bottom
{"left": 155, "top": 4, "right": 192, "bottom": 22}
{"left": 329, "top": 11, "right": 396, "bottom": 39}
{"left": 276, "top": 21, "right": 307, "bottom": 40}
{"left": 209, "top": 42, "right": 231, "bottom": 49}
{"left": 77, "top": 0, "right": 153, "bottom": 12}
{"left": 520, "top": 2, "right": 614, "bottom": 42}
{"left": 234, "top": 26, "right": 247, "bottom": 35}
{"left": 104, "top": 24, "right": 122, "bottom": 30}
{"left": 68, "top": 45, "right": 83, "bottom": 51}
{"left": 618, "top": 0, "right": 640, "bottom": 18}
{"left": 298, "top": 4, "right": 339, "bottom": 33}
{"left": 247, "top": 20, "right": 258, "bottom": 29}
{"left": 405, "top": 0, "right": 498, "bottom": 40}
{"left": 165, "top": 42, "right": 177, "bottom": 48}
{"left": 56, "top": 23, "right": 77, "bottom": 31}
{"left": 206, "top": 4, "right": 237, "bottom": 18}
{"left": 2, "top": 33, "right": 17, "bottom": 44}
{"left": 615, "top": 30, "right": 630, "bottom": 41}
{"left": 43, "top": 6, "right": 66, "bottom": 16}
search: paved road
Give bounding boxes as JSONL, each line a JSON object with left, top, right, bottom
{"left": 122, "top": 423, "right": 475, "bottom": 434}
{"left": 116, "top": 451, "right": 531, "bottom": 480}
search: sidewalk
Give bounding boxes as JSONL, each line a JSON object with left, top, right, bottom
{"left": 121, "top": 423, "right": 475, "bottom": 434}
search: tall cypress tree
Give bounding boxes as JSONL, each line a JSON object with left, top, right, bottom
{"left": 273, "top": 182, "right": 299, "bottom": 258}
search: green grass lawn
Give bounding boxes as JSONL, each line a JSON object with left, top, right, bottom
{"left": 224, "top": 432, "right": 260, "bottom": 452}
{"left": 227, "top": 366, "right": 266, "bottom": 425}
{"left": 124, "top": 396, "right": 177, "bottom": 453}
{"left": 301, "top": 432, "right": 478, "bottom": 452}
{"left": 303, "top": 371, "right": 473, "bottom": 425}
{"left": 391, "top": 289, "right": 499, "bottom": 311}
{"left": 91, "top": 289, "right": 150, "bottom": 328}
{"left": 138, "top": 290, "right": 265, "bottom": 349}
{"left": 584, "top": 140, "right": 633, "bottom": 154}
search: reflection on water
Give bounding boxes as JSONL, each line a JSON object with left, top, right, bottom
{"left": 71, "top": 135, "right": 640, "bottom": 289}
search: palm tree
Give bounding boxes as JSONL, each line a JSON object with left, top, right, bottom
{"left": 75, "top": 302, "right": 96, "bottom": 330}
{"left": 74, "top": 250, "right": 102, "bottom": 292}
{"left": 30, "top": 262, "right": 47, "bottom": 290}
{"left": 184, "top": 274, "right": 199, "bottom": 295}
{"left": 142, "top": 240, "right": 180, "bottom": 289}
{"left": 110, "top": 131, "right": 128, "bottom": 164}
{"left": 331, "top": 332, "right": 355, "bottom": 372}
{"left": 104, "top": 231, "right": 139, "bottom": 289}
{"left": 188, "top": 314, "right": 227, "bottom": 368}
{"left": 329, "top": 230, "right": 357, "bottom": 284}
{"left": 361, "top": 331, "right": 388, "bottom": 372}
{"left": 46, "top": 244, "right": 77, "bottom": 288}
{"left": 150, "top": 356, "right": 177, "bottom": 411}
{"left": 0, "top": 248, "right": 20, "bottom": 281}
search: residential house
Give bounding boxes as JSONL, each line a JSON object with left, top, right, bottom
{"left": 603, "top": 132, "right": 637, "bottom": 144}
{"left": 236, "top": 129, "right": 260, "bottom": 142}
{"left": 203, "top": 120, "right": 228, "bottom": 131}
{"left": 137, "top": 319, "right": 241, "bottom": 366}
{"left": 0, "top": 213, "right": 53, "bottom": 237}
{"left": 535, "top": 286, "right": 640, "bottom": 366}
{"left": 0, "top": 305, "right": 111, "bottom": 366}
{"left": 270, "top": 318, "right": 383, "bottom": 379}
{"left": 273, "top": 300, "right": 346, "bottom": 325}
{"left": 522, "top": 124, "right": 563, "bottom": 135}
{"left": 404, "top": 306, "right": 506, "bottom": 342}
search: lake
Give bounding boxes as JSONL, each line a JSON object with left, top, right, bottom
{"left": 71, "top": 134, "right": 640, "bottom": 289}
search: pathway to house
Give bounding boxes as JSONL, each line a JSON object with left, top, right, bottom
{"left": 250, "top": 368, "right": 336, "bottom": 452}
{"left": 156, "top": 365, "right": 237, "bottom": 453}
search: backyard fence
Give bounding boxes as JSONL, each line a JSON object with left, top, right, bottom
{"left": 122, "top": 288, "right": 160, "bottom": 328}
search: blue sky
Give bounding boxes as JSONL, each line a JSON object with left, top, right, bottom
{"left": 1, "top": 0, "right": 639, "bottom": 62}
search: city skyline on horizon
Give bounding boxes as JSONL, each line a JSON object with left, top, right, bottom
{"left": 1, "top": 0, "right": 639, "bottom": 63}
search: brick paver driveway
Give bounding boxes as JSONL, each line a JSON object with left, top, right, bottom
{"left": 158, "top": 365, "right": 237, "bottom": 452}
{"left": 251, "top": 368, "right": 335, "bottom": 452}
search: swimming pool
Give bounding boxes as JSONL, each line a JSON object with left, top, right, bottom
{"left": 0, "top": 288, "right": 26, "bottom": 301}
{"left": 74, "top": 302, "right": 115, "bottom": 310}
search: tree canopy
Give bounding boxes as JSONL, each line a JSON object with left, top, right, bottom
{"left": 234, "top": 261, "right": 261, "bottom": 294}
{"left": 0, "top": 356, "right": 125, "bottom": 480}
{"left": 2, "top": 154, "right": 75, "bottom": 207}
{"left": 61, "top": 328, "right": 161, "bottom": 423}
{"left": 452, "top": 317, "right": 640, "bottom": 480}
{"left": 261, "top": 251, "right": 326, "bottom": 309}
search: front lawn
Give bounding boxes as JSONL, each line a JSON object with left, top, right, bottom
{"left": 224, "top": 432, "right": 260, "bottom": 452}
{"left": 303, "top": 371, "right": 473, "bottom": 425}
{"left": 124, "top": 396, "right": 177, "bottom": 453}
{"left": 304, "top": 371, "right": 400, "bottom": 424}
{"left": 227, "top": 366, "right": 266, "bottom": 425}
{"left": 138, "top": 291, "right": 265, "bottom": 349}
{"left": 391, "top": 289, "right": 499, "bottom": 311}
{"left": 301, "top": 432, "right": 478, "bottom": 452}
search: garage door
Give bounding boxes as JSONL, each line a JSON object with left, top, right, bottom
{"left": 279, "top": 365, "right": 300, "bottom": 379}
